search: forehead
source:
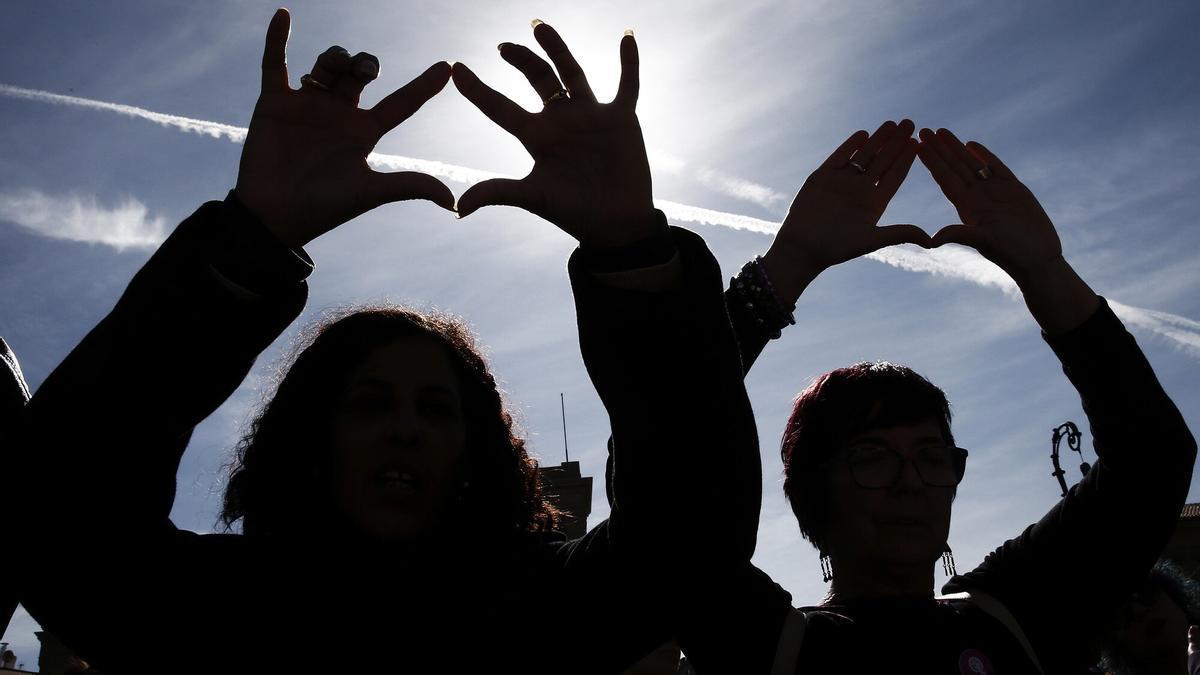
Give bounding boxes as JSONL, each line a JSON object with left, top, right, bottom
{"left": 850, "top": 418, "right": 947, "bottom": 446}
{"left": 347, "top": 336, "right": 461, "bottom": 393}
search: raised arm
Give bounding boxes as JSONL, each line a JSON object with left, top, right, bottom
{"left": 727, "top": 120, "right": 929, "bottom": 371}
{"left": 453, "top": 20, "right": 759, "bottom": 558}
{"left": 9, "top": 9, "right": 453, "bottom": 669}
{"left": 920, "top": 128, "right": 1197, "bottom": 673}
{"left": 453, "top": 23, "right": 762, "bottom": 670}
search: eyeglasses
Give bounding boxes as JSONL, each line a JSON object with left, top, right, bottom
{"left": 834, "top": 443, "right": 968, "bottom": 489}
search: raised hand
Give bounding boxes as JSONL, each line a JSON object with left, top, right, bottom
{"left": 451, "top": 21, "right": 657, "bottom": 249}
{"left": 919, "top": 128, "right": 1097, "bottom": 333}
{"left": 762, "top": 119, "right": 929, "bottom": 303}
{"left": 234, "top": 9, "right": 455, "bottom": 248}
{"left": 917, "top": 128, "right": 1065, "bottom": 285}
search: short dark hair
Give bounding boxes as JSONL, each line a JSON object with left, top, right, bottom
{"left": 220, "top": 305, "right": 559, "bottom": 541}
{"left": 1099, "top": 559, "right": 1200, "bottom": 674}
{"left": 780, "top": 361, "right": 953, "bottom": 551}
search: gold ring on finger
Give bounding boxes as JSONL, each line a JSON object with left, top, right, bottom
{"left": 544, "top": 88, "right": 570, "bottom": 104}
{"left": 300, "top": 73, "right": 331, "bottom": 91}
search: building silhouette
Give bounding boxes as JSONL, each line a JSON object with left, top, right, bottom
{"left": 538, "top": 460, "right": 593, "bottom": 540}
{"left": 1165, "top": 502, "right": 1200, "bottom": 575}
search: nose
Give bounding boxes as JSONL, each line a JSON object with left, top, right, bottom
{"left": 384, "top": 403, "right": 424, "bottom": 445}
{"left": 892, "top": 455, "right": 925, "bottom": 492}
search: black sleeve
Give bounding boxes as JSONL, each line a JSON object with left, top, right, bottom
{"left": 563, "top": 223, "right": 760, "bottom": 564}
{"left": 8, "top": 196, "right": 312, "bottom": 671}
{"left": 546, "top": 221, "right": 763, "bottom": 672}
{"left": 676, "top": 562, "right": 796, "bottom": 675}
{"left": 723, "top": 285, "right": 776, "bottom": 375}
{"left": 943, "top": 297, "right": 1198, "bottom": 673}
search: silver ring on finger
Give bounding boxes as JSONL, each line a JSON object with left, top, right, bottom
{"left": 975, "top": 166, "right": 993, "bottom": 180}
{"left": 543, "top": 88, "right": 570, "bottom": 104}
{"left": 300, "top": 73, "right": 331, "bottom": 91}
{"left": 849, "top": 160, "right": 868, "bottom": 174}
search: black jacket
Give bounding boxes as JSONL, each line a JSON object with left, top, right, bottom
{"left": 680, "top": 291, "right": 1198, "bottom": 674}
{"left": 7, "top": 198, "right": 760, "bottom": 674}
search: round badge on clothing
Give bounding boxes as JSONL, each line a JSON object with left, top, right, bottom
{"left": 958, "top": 649, "right": 995, "bottom": 675}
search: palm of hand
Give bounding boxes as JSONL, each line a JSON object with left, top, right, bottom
{"left": 238, "top": 91, "right": 382, "bottom": 244}
{"left": 234, "top": 10, "right": 452, "bottom": 248}
{"left": 769, "top": 121, "right": 926, "bottom": 275}
{"left": 453, "top": 23, "right": 656, "bottom": 248}
{"left": 518, "top": 104, "right": 653, "bottom": 244}
{"left": 945, "top": 179, "right": 1062, "bottom": 274}
{"left": 781, "top": 171, "right": 895, "bottom": 268}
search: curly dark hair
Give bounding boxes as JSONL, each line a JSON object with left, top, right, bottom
{"left": 220, "top": 304, "right": 559, "bottom": 541}
{"left": 780, "top": 361, "right": 955, "bottom": 552}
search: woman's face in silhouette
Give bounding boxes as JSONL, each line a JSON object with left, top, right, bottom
{"left": 329, "top": 336, "right": 467, "bottom": 542}
{"left": 823, "top": 418, "right": 956, "bottom": 575}
{"left": 1108, "top": 580, "right": 1189, "bottom": 668}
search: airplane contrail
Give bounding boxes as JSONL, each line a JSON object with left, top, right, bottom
{"left": 2, "top": 82, "right": 1198, "bottom": 358}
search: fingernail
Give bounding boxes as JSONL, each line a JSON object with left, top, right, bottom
{"left": 531, "top": 18, "right": 544, "bottom": 28}
{"left": 497, "top": 43, "right": 506, "bottom": 51}
{"left": 356, "top": 59, "right": 378, "bottom": 78}
{"left": 623, "top": 28, "right": 635, "bottom": 37}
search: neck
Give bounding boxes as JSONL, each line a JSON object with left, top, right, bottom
{"left": 824, "top": 557, "right": 935, "bottom": 603}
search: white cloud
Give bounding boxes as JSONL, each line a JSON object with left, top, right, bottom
{"left": 649, "top": 150, "right": 789, "bottom": 209}
{"left": 655, "top": 198, "right": 779, "bottom": 235}
{"left": 365, "top": 152, "right": 502, "bottom": 186}
{"left": 0, "top": 189, "right": 167, "bottom": 250}
{"left": 865, "top": 245, "right": 1020, "bottom": 298}
{"left": 0, "top": 83, "right": 248, "bottom": 143}
{"left": 693, "top": 167, "right": 790, "bottom": 210}
{"left": 4, "top": 82, "right": 1200, "bottom": 357}
{"left": 1109, "top": 300, "right": 1200, "bottom": 358}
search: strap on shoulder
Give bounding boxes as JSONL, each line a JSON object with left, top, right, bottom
{"left": 938, "top": 590, "right": 1045, "bottom": 675}
{"left": 770, "top": 607, "right": 808, "bottom": 675}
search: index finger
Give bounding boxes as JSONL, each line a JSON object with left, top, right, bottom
{"left": 451, "top": 62, "right": 530, "bottom": 137}
{"left": 613, "top": 32, "right": 638, "bottom": 109}
{"left": 820, "top": 129, "right": 870, "bottom": 170}
{"left": 370, "top": 61, "right": 452, "bottom": 133}
{"left": 261, "top": 8, "right": 291, "bottom": 93}
{"left": 965, "top": 141, "right": 1018, "bottom": 181}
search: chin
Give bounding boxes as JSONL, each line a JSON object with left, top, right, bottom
{"left": 874, "top": 533, "right": 944, "bottom": 568}
{"left": 352, "top": 510, "right": 432, "bottom": 544}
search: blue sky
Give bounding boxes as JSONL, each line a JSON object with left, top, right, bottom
{"left": 3, "top": 0, "right": 1199, "bottom": 666}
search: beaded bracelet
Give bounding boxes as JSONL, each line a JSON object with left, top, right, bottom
{"left": 730, "top": 256, "right": 795, "bottom": 339}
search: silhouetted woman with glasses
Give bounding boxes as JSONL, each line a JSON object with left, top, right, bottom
{"left": 682, "top": 120, "right": 1197, "bottom": 674}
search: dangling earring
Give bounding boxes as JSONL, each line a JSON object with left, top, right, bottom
{"left": 941, "top": 544, "right": 957, "bottom": 577}
{"left": 819, "top": 552, "right": 834, "bottom": 583}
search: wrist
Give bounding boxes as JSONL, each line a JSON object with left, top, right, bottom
{"left": 762, "top": 243, "right": 823, "bottom": 306}
{"left": 578, "top": 211, "right": 675, "bottom": 273}
{"left": 1012, "top": 256, "right": 1100, "bottom": 336}
{"left": 231, "top": 186, "right": 307, "bottom": 249}
{"left": 578, "top": 208, "right": 663, "bottom": 250}
{"left": 1009, "top": 254, "right": 1074, "bottom": 293}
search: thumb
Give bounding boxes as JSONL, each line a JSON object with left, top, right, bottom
{"left": 872, "top": 223, "right": 933, "bottom": 250}
{"left": 455, "top": 178, "right": 538, "bottom": 218}
{"left": 931, "top": 223, "right": 986, "bottom": 250}
{"left": 364, "top": 171, "right": 455, "bottom": 212}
